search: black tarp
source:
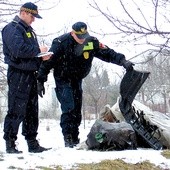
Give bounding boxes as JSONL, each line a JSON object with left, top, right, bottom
{"left": 119, "top": 69, "right": 150, "bottom": 115}
{"left": 119, "top": 69, "right": 163, "bottom": 150}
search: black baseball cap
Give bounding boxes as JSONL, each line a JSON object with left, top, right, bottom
{"left": 20, "top": 2, "right": 42, "bottom": 19}
{"left": 72, "top": 22, "right": 90, "bottom": 39}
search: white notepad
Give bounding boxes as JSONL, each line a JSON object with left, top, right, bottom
{"left": 36, "top": 52, "right": 53, "bottom": 57}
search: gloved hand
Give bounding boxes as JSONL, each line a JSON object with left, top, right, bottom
{"left": 37, "top": 81, "right": 45, "bottom": 98}
{"left": 121, "top": 59, "right": 134, "bottom": 71}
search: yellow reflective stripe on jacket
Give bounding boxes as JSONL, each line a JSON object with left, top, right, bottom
{"left": 83, "top": 42, "right": 94, "bottom": 51}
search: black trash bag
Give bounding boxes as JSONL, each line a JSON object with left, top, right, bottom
{"left": 86, "top": 119, "right": 137, "bottom": 151}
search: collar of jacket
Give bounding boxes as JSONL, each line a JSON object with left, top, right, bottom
{"left": 13, "top": 15, "right": 33, "bottom": 31}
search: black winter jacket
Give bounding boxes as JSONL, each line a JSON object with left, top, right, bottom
{"left": 38, "top": 33, "right": 125, "bottom": 82}
{"left": 1, "top": 15, "right": 41, "bottom": 71}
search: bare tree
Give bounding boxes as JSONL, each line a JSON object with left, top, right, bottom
{"left": 83, "top": 63, "right": 104, "bottom": 119}
{"left": 89, "top": 0, "right": 170, "bottom": 113}
{"left": 89, "top": 0, "right": 170, "bottom": 56}
{"left": 83, "top": 60, "right": 120, "bottom": 118}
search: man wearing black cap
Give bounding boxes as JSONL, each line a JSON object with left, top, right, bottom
{"left": 37, "top": 21, "right": 134, "bottom": 148}
{"left": 1, "top": 2, "right": 52, "bottom": 153}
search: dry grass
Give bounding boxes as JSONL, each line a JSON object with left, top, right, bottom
{"left": 73, "top": 159, "right": 161, "bottom": 170}
{"left": 3, "top": 150, "right": 170, "bottom": 170}
{"left": 161, "top": 149, "right": 170, "bottom": 159}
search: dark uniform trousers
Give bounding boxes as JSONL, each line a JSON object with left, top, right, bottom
{"left": 55, "top": 77, "right": 82, "bottom": 139}
{"left": 3, "top": 66, "right": 39, "bottom": 141}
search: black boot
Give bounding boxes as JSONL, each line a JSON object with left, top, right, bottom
{"left": 64, "top": 134, "right": 74, "bottom": 148}
{"left": 72, "top": 133, "right": 80, "bottom": 146}
{"left": 6, "top": 140, "right": 23, "bottom": 154}
{"left": 73, "top": 138, "right": 80, "bottom": 146}
{"left": 72, "top": 136, "right": 80, "bottom": 146}
{"left": 27, "top": 139, "right": 51, "bottom": 153}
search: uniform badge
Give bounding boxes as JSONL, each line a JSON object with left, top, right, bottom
{"left": 83, "top": 51, "right": 89, "bottom": 59}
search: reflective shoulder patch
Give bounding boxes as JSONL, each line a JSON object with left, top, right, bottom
{"left": 26, "top": 32, "right": 31, "bottom": 38}
{"left": 83, "top": 42, "right": 94, "bottom": 51}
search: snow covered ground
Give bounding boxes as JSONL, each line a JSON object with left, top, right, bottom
{"left": 0, "top": 119, "right": 170, "bottom": 170}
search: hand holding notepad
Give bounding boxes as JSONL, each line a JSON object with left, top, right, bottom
{"left": 38, "top": 45, "right": 53, "bottom": 60}
{"left": 36, "top": 52, "right": 54, "bottom": 58}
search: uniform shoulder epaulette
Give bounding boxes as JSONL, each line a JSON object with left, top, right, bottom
{"left": 11, "top": 20, "right": 26, "bottom": 34}
{"left": 57, "top": 33, "right": 70, "bottom": 43}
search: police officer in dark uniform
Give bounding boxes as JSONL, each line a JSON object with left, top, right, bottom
{"left": 1, "top": 2, "right": 52, "bottom": 153}
{"left": 37, "top": 21, "right": 134, "bottom": 148}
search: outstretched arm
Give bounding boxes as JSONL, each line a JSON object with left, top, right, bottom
{"left": 89, "top": 37, "right": 134, "bottom": 70}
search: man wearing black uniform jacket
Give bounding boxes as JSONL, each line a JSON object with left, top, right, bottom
{"left": 37, "top": 21, "right": 134, "bottom": 148}
{"left": 1, "top": 2, "right": 52, "bottom": 153}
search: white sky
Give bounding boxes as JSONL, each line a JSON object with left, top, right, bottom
{"left": 33, "top": 0, "right": 126, "bottom": 45}
{"left": 33, "top": 0, "right": 93, "bottom": 36}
